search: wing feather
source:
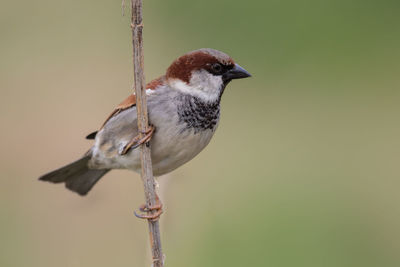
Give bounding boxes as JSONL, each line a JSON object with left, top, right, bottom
{"left": 85, "top": 75, "right": 165, "bottom": 139}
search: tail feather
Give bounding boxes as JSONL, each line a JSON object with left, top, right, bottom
{"left": 39, "top": 155, "right": 110, "bottom": 196}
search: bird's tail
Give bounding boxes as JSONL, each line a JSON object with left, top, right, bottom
{"left": 38, "top": 154, "right": 110, "bottom": 196}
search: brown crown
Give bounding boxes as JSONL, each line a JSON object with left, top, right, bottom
{"left": 166, "top": 48, "right": 235, "bottom": 84}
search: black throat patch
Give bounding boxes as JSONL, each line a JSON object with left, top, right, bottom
{"left": 177, "top": 94, "right": 221, "bottom": 133}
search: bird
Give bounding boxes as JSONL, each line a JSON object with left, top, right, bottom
{"left": 39, "top": 48, "right": 251, "bottom": 218}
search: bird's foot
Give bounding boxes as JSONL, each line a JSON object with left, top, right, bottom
{"left": 134, "top": 196, "right": 163, "bottom": 222}
{"left": 120, "top": 125, "right": 155, "bottom": 155}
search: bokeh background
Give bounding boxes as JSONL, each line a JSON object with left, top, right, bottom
{"left": 1, "top": 0, "right": 400, "bottom": 266}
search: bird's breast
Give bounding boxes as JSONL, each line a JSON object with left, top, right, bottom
{"left": 148, "top": 99, "right": 219, "bottom": 175}
{"left": 176, "top": 94, "right": 221, "bottom": 133}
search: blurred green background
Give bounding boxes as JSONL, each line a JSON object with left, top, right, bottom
{"left": 1, "top": 0, "right": 399, "bottom": 266}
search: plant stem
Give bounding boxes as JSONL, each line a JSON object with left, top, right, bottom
{"left": 130, "top": 0, "right": 163, "bottom": 266}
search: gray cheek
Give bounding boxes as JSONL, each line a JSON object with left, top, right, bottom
{"left": 190, "top": 70, "right": 223, "bottom": 99}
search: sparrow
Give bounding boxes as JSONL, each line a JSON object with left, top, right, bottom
{"left": 39, "top": 48, "right": 251, "bottom": 202}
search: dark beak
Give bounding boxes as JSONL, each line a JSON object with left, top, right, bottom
{"left": 223, "top": 63, "right": 251, "bottom": 83}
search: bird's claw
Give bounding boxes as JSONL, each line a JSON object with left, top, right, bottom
{"left": 120, "top": 125, "right": 155, "bottom": 155}
{"left": 134, "top": 201, "right": 163, "bottom": 222}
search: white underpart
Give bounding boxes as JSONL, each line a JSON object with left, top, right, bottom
{"left": 146, "top": 88, "right": 156, "bottom": 94}
{"left": 169, "top": 70, "right": 223, "bottom": 102}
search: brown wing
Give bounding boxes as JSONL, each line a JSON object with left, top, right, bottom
{"left": 86, "top": 76, "right": 165, "bottom": 140}
{"left": 85, "top": 94, "right": 136, "bottom": 140}
{"left": 101, "top": 94, "right": 136, "bottom": 129}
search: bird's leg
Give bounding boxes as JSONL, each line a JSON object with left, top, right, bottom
{"left": 134, "top": 193, "right": 163, "bottom": 221}
{"left": 120, "top": 125, "right": 155, "bottom": 155}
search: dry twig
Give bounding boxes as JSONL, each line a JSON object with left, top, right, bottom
{"left": 130, "top": 0, "right": 164, "bottom": 266}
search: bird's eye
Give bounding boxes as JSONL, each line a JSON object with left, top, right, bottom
{"left": 211, "top": 63, "right": 223, "bottom": 74}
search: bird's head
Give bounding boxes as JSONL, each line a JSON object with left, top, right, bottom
{"left": 166, "top": 48, "right": 251, "bottom": 103}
